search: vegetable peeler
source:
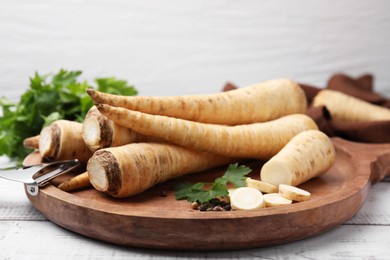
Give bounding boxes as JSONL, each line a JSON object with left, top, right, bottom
{"left": 0, "top": 159, "right": 79, "bottom": 196}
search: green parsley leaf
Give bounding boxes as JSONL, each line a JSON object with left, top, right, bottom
{"left": 96, "top": 78, "right": 138, "bottom": 96}
{"left": 174, "top": 163, "right": 252, "bottom": 203}
{"left": 217, "top": 163, "right": 253, "bottom": 187}
{"left": 173, "top": 182, "right": 202, "bottom": 200}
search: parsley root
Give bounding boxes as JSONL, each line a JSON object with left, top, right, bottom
{"left": 23, "top": 135, "right": 40, "bottom": 150}
{"left": 39, "top": 120, "right": 93, "bottom": 162}
{"left": 313, "top": 89, "right": 390, "bottom": 122}
{"left": 87, "top": 78, "right": 307, "bottom": 125}
{"left": 87, "top": 142, "right": 236, "bottom": 198}
{"left": 260, "top": 130, "right": 336, "bottom": 186}
{"left": 95, "top": 105, "right": 318, "bottom": 160}
{"left": 58, "top": 171, "right": 91, "bottom": 192}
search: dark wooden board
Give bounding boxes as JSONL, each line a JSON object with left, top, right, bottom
{"left": 23, "top": 138, "right": 390, "bottom": 250}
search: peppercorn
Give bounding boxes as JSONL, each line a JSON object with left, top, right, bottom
{"left": 199, "top": 202, "right": 213, "bottom": 211}
{"left": 209, "top": 198, "right": 221, "bottom": 206}
{"left": 191, "top": 202, "right": 199, "bottom": 210}
{"left": 160, "top": 189, "right": 167, "bottom": 197}
{"left": 223, "top": 204, "right": 231, "bottom": 211}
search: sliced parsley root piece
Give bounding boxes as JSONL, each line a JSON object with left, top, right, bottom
{"left": 87, "top": 143, "right": 236, "bottom": 198}
{"left": 174, "top": 163, "right": 252, "bottom": 203}
{"left": 230, "top": 187, "right": 264, "bottom": 210}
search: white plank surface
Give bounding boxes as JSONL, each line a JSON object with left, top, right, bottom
{"left": 0, "top": 222, "right": 390, "bottom": 260}
{"left": 0, "top": 0, "right": 390, "bottom": 100}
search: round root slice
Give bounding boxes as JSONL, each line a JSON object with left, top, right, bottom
{"left": 230, "top": 187, "right": 264, "bottom": 211}
{"left": 226, "top": 189, "right": 237, "bottom": 202}
{"left": 279, "top": 184, "right": 311, "bottom": 202}
{"left": 263, "top": 193, "right": 292, "bottom": 207}
{"left": 245, "top": 177, "right": 278, "bottom": 193}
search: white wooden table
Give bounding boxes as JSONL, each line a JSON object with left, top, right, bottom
{"left": 1, "top": 156, "right": 389, "bottom": 259}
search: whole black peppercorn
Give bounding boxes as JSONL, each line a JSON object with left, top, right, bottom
{"left": 199, "top": 202, "right": 212, "bottom": 211}
{"left": 160, "top": 190, "right": 167, "bottom": 197}
{"left": 209, "top": 198, "right": 221, "bottom": 206}
{"left": 223, "top": 204, "right": 231, "bottom": 211}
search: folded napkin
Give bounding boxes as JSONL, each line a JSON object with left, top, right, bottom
{"left": 223, "top": 73, "right": 390, "bottom": 143}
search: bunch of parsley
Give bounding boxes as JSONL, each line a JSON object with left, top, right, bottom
{"left": 0, "top": 69, "right": 137, "bottom": 162}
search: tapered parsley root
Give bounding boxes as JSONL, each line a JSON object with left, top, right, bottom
{"left": 87, "top": 142, "right": 236, "bottom": 198}
{"left": 58, "top": 172, "right": 91, "bottom": 192}
{"left": 96, "top": 105, "right": 318, "bottom": 160}
{"left": 39, "top": 120, "right": 93, "bottom": 162}
{"left": 260, "top": 130, "right": 335, "bottom": 187}
{"left": 23, "top": 135, "right": 40, "bottom": 150}
{"left": 313, "top": 89, "right": 390, "bottom": 122}
{"left": 87, "top": 78, "right": 307, "bottom": 125}
{"left": 82, "top": 106, "right": 159, "bottom": 152}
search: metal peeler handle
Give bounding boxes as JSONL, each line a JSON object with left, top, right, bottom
{"left": 0, "top": 159, "right": 80, "bottom": 196}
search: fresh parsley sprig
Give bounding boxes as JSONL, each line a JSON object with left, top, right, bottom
{"left": 0, "top": 69, "right": 137, "bottom": 161}
{"left": 174, "top": 163, "right": 252, "bottom": 203}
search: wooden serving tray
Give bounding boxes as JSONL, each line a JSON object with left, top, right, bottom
{"left": 23, "top": 138, "right": 390, "bottom": 251}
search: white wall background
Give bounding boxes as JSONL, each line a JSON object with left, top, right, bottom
{"left": 1, "top": 0, "right": 389, "bottom": 101}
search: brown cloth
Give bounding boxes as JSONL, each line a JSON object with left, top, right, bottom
{"left": 223, "top": 73, "right": 390, "bottom": 143}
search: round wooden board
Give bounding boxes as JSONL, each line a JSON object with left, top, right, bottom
{"left": 24, "top": 138, "right": 390, "bottom": 251}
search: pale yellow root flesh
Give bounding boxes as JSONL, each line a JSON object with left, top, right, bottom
{"left": 260, "top": 130, "right": 336, "bottom": 187}
{"left": 263, "top": 193, "right": 292, "bottom": 207}
{"left": 312, "top": 89, "right": 390, "bottom": 122}
{"left": 279, "top": 184, "right": 311, "bottom": 202}
{"left": 96, "top": 105, "right": 319, "bottom": 160}
{"left": 39, "top": 126, "right": 55, "bottom": 158}
{"left": 230, "top": 187, "right": 265, "bottom": 210}
{"left": 87, "top": 78, "right": 307, "bottom": 125}
{"left": 87, "top": 159, "right": 109, "bottom": 192}
{"left": 245, "top": 177, "right": 278, "bottom": 193}
{"left": 82, "top": 106, "right": 162, "bottom": 152}
{"left": 82, "top": 113, "right": 105, "bottom": 152}
{"left": 87, "top": 142, "right": 237, "bottom": 198}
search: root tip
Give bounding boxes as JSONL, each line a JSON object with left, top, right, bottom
{"left": 86, "top": 89, "right": 100, "bottom": 103}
